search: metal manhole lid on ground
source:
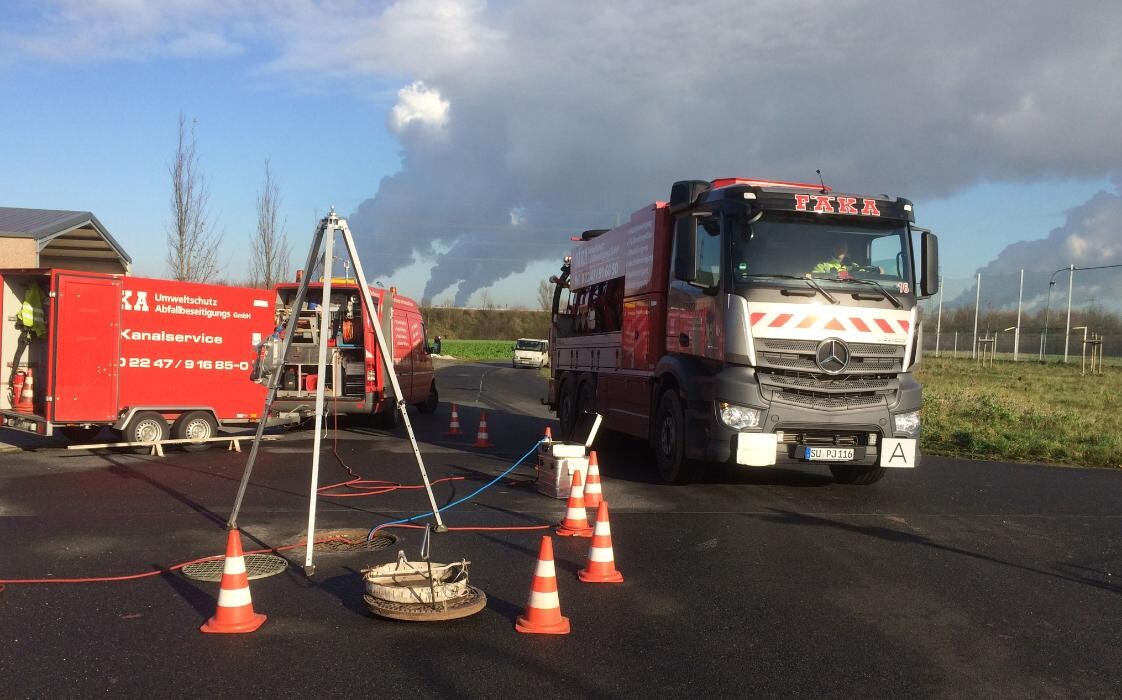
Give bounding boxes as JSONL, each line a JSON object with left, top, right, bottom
{"left": 289, "top": 529, "right": 399, "bottom": 556}
{"left": 182, "top": 553, "right": 288, "bottom": 582}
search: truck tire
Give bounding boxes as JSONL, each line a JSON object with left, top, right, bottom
{"left": 370, "top": 405, "right": 400, "bottom": 430}
{"left": 576, "top": 380, "right": 595, "bottom": 423}
{"left": 123, "top": 411, "right": 168, "bottom": 450}
{"left": 557, "top": 377, "right": 577, "bottom": 440}
{"left": 416, "top": 382, "right": 439, "bottom": 414}
{"left": 172, "top": 411, "right": 218, "bottom": 452}
{"left": 653, "top": 390, "right": 701, "bottom": 484}
{"left": 829, "top": 464, "right": 886, "bottom": 485}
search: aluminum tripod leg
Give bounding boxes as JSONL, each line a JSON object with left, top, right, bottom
{"left": 336, "top": 219, "right": 446, "bottom": 531}
{"left": 227, "top": 222, "right": 326, "bottom": 530}
{"left": 303, "top": 227, "right": 334, "bottom": 575}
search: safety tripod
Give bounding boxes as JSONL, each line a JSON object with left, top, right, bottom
{"left": 227, "top": 209, "right": 445, "bottom": 576}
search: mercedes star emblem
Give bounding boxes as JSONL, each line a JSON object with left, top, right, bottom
{"left": 815, "top": 338, "right": 850, "bottom": 374}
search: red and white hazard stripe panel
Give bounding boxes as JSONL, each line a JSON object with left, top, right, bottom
{"left": 747, "top": 302, "right": 916, "bottom": 344}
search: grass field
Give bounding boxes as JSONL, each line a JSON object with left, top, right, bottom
{"left": 438, "top": 341, "right": 1121, "bottom": 469}
{"left": 915, "top": 356, "right": 1121, "bottom": 468}
{"left": 438, "top": 339, "right": 514, "bottom": 361}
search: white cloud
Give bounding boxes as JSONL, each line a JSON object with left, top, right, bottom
{"left": 388, "top": 82, "right": 450, "bottom": 133}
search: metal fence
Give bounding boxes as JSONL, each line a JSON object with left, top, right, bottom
{"left": 918, "top": 267, "right": 1122, "bottom": 361}
{"left": 922, "top": 329, "right": 1121, "bottom": 363}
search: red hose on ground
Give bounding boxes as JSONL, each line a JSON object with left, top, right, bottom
{"left": 0, "top": 418, "right": 550, "bottom": 587}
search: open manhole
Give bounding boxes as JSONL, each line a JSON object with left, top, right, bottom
{"left": 288, "top": 529, "right": 399, "bottom": 556}
{"left": 182, "top": 553, "right": 288, "bottom": 582}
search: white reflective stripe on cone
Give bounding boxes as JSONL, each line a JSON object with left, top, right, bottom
{"left": 223, "top": 557, "right": 247, "bottom": 575}
{"left": 533, "top": 559, "right": 556, "bottom": 578}
{"left": 589, "top": 546, "right": 615, "bottom": 563}
{"left": 527, "top": 590, "right": 560, "bottom": 609}
{"left": 593, "top": 521, "right": 611, "bottom": 536}
{"left": 217, "top": 586, "right": 253, "bottom": 608}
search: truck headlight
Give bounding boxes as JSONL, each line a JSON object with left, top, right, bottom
{"left": 894, "top": 410, "right": 920, "bottom": 436}
{"left": 718, "top": 402, "right": 762, "bottom": 430}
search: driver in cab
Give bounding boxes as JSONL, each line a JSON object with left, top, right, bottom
{"left": 813, "top": 241, "right": 853, "bottom": 276}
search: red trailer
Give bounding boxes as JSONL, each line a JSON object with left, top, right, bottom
{"left": 1, "top": 268, "right": 440, "bottom": 446}
{"left": 0, "top": 269, "right": 274, "bottom": 443}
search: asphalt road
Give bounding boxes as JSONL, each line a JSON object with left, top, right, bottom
{"left": 2, "top": 359, "right": 1121, "bottom": 697}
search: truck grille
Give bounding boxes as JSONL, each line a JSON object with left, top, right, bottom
{"left": 754, "top": 339, "right": 904, "bottom": 412}
{"left": 774, "top": 391, "right": 885, "bottom": 410}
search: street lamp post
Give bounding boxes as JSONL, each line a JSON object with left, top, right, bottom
{"left": 1039, "top": 262, "right": 1122, "bottom": 362}
{"left": 1040, "top": 266, "right": 1068, "bottom": 362}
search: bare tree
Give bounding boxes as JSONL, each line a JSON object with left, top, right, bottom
{"left": 537, "top": 280, "right": 552, "bottom": 311}
{"left": 166, "top": 114, "right": 223, "bottom": 281}
{"left": 249, "top": 159, "right": 291, "bottom": 288}
{"left": 478, "top": 290, "right": 496, "bottom": 310}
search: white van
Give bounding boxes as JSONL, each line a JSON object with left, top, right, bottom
{"left": 512, "top": 338, "right": 549, "bottom": 369}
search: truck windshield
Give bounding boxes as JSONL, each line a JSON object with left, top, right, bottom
{"left": 729, "top": 212, "right": 914, "bottom": 294}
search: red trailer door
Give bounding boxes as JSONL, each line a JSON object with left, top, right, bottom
{"left": 52, "top": 273, "right": 121, "bottom": 422}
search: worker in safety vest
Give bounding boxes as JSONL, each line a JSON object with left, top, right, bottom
{"left": 19, "top": 285, "right": 46, "bottom": 338}
{"left": 813, "top": 241, "right": 853, "bottom": 274}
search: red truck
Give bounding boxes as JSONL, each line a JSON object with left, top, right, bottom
{"left": 0, "top": 269, "right": 437, "bottom": 445}
{"left": 548, "top": 178, "right": 939, "bottom": 484}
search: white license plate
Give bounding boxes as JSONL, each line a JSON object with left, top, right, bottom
{"left": 804, "top": 447, "right": 855, "bottom": 461}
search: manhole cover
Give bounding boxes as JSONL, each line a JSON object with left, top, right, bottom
{"left": 288, "top": 529, "right": 398, "bottom": 555}
{"left": 364, "top": 586, "right": 488, "bottom": 622}
{"left": 182, "top": 553, "right": 289, "bottom": 582}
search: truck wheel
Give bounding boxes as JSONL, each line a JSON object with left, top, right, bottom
{"left": 576, "top": 380, "right": 595, "bottom": 421}
{"left": 653, "top": 391, "right": 700, "bottom": 484}
{"left": 557, "top": 377, "right": 577, "bottom": 440}
{"left": 829, "top": 465, "right": 886, "bottom": 485}
{"left": 416, "top": 382, "right": 439, "bottom": 414}
{"left": 172, "top": 411, "right": 218, "bottom": 452}
{"left": 371, "top": 405, "right": 400, "bottom": 430}
{"left": 123, "top": 411, "right": 168, "bottom": 450}
{"left": 61, "top": 426, "right": 101, "bottom": 443}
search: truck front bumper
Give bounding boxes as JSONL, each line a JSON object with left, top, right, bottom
{"left": 682, "top": 366, "right": 922, "bottom": 469}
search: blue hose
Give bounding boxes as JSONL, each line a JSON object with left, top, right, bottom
{"left": 366, "top": 438, "right": 544, "bottom": 540}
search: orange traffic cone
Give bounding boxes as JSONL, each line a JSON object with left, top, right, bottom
{"left": 15, "top": 368, "right": 34, "bottom": 413}
{"left": 584, "top": 450, "right": 603, "bottom": 508}
{"left": 515, "top": 536, "right": 570, "bottom": 635}
{"left": 473, "top": 412, "right": 494, "bottom": 448}
{"left": 201, "top": 529, "right": 267, "bottom": 634}
{"left": 543, "top": 426, "right": 553, "bottom": 442}
{"left": 446, "top": 403, "right": 464, "bottom": 436}
{"left": 556, "top": 470, "right": 593, "bottom": 537}
{"left": 579, "top": 501, "right": 624, "bottom": 583}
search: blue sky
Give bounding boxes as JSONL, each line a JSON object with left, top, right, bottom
{"left": 2, "top": 1, "right": 1120, "bottom": 308}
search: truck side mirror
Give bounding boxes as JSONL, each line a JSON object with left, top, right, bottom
{"left": 673, "top": 217, "right": 697, "bottom": 283}
{"left": 920, "top": 231, "right": 939, "bottom": 298}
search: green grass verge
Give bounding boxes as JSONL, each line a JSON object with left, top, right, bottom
{"left": 439, "top": 339, "right": 514, "bottom": 361}
{"left": 915, "top": 356, "right": 1121, "bottom": 468}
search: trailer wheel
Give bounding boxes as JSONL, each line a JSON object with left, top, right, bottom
{"left": 829, "top": 465, "right": 886, "bottom": 485}
{"left": 653, "top": 390, "right": 700, "bottom": 484}
{"left": 172, "top": 411, "right": 218, "bottom": 452}
{"left": 123, "top": 411, "right": 168, "bottom": 450}
{"left": 557, "top": 377, "right": 577, "bottom": 440}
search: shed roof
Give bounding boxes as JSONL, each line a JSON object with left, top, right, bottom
{"left": 0, "top": 207, "right": 132, "bottom": 264}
